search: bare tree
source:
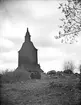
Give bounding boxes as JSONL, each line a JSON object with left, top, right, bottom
{"left": 63, "top": 60, "right": 75, "bottom": 73}
{"left": 55, "top": 0, "right": 81, "bottom": 44}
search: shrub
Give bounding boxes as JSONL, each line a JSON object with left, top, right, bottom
{"left": 56, "top": 71, "right": 63, "bottom": 76}
{"left": 64, "top": 69, "right": 73, "bottom": 74}
{"left": 79, "top": 64, "right": 81, "bottom": 74}
{"left": 63, "top": 60, "right": 75, "bottom": 74}
{"left": 30, "top": 71, "right": 41, "bottom": 79}
{"left": 75, "top": 73, "right": 79, "bottom": 77}
{"left": 47, "top": 70, "right": 56, "bottom": 76}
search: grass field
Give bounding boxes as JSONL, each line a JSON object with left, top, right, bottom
{"left": 1, "top": 73, "right": 81, "bottom": 105}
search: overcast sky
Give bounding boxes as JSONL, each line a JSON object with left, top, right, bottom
{"left": 0, "top": 0, "right": 81, "bottom": 73}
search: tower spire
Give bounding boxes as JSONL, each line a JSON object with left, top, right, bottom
{"left": 25, "top": 27, "right": 31, "bottom": 41}
{"left": 27, "top": 28, "right": 30, "bottom": 35}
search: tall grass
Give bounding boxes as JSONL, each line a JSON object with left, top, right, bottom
{"left": 0, "top": 69, "right": 30, "bottom": 84}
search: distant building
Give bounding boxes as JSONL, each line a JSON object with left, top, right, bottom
{"left": 17, "top": 28, "right": 43, "bottom": 73}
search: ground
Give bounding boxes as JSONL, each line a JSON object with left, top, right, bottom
{"left": 1, "top": 74, "right": 81, "bottom": 105}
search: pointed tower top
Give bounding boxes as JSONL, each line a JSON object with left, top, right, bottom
{"left": 27, "top": 28, "right": 30, "bottom": 34}
{"left": 26, "top": 27, "right": 31, "bottom": 37}
{"left": 25, "top": 27, "right": 31, "bottom": 41}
